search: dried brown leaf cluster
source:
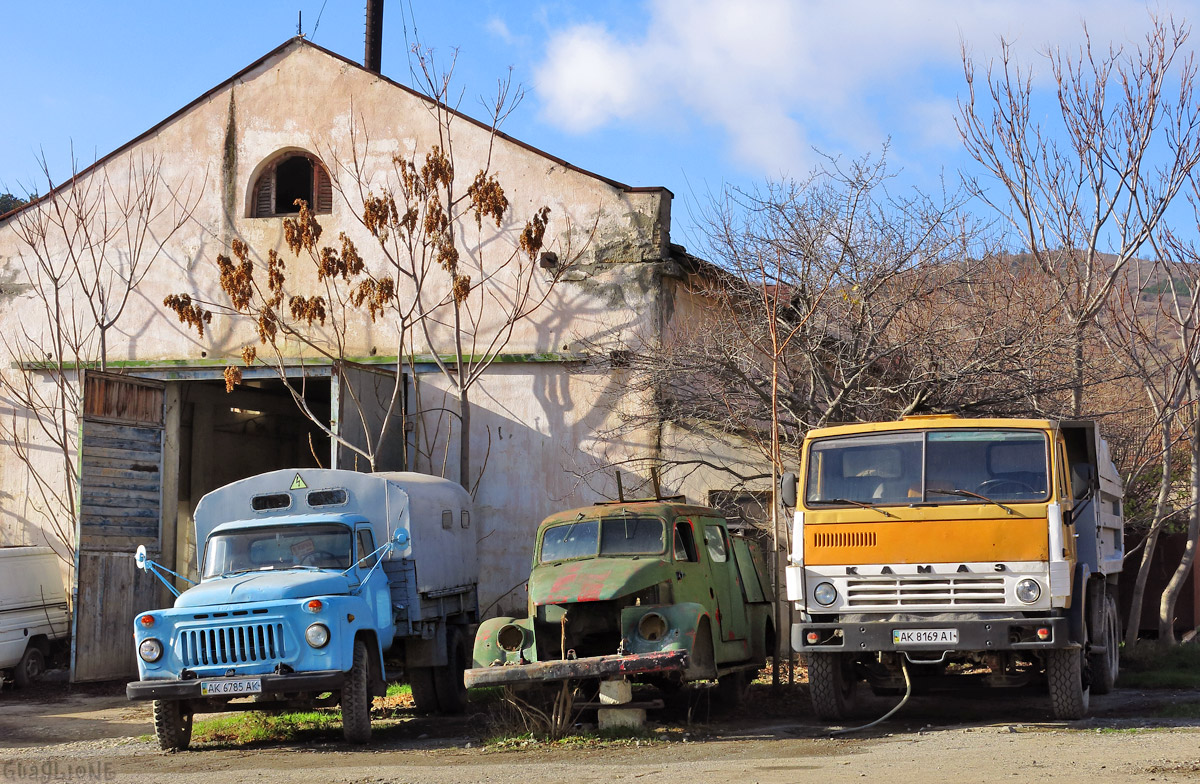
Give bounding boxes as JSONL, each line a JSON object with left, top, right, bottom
{"left": 468, "top": 171, "right": 508, "bottom": 228}
{"left": 421, "top": 146, "right": 453, "bottom": 190}
{"left": 217, "top": 239, "right": 255, "bottom": 312}
{"left": 351, "top": 276, "right": 396, "bottom": 320}
{"left": 162, "top": 293, "right": 213, "bottom": 337}
{"left": 452, "top": 273, "right": 471, "bottom": 304}
{"left": 520, "top": 206, "right": 551, "bottom": 260}
{"left": 284, "top": 201, "right": 323, "bottom": 255}
{"left": 223, "top": 365, "right": 242, "bottom": 394}
{"left": 289, "top": 294, "right": 328, "bottom": 326}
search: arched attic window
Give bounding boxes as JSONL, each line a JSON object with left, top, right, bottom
{"left": 250, "top": 152, "right": 333, "bottom": 217}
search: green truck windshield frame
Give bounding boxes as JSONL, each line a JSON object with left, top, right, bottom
{"left": 538, "top": 516, "right": 666, "bottom": 563}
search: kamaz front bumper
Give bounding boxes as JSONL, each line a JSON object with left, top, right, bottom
{"left": 464, "top": 649, "right": 688, "bottom": 688}
{"left": 794, "top": 616, "right": 1076, "bottom": 654}
{"left": 127, "top": 670, "right": 346, "bottom": 701}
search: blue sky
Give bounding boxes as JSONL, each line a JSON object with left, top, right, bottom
{"left": 3, "top": 1, "right": 1197, "bottom": 247}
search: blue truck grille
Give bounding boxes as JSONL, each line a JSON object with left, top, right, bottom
{"left": 179, "top": 623, "right": 287, "bottom": 667}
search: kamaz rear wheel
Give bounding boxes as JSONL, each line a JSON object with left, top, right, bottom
{"left": 152, "top": 700, "right": 193, "bottom": 751}
{"left": 342, "top": 639, "right": 372, "bottom": 743}
{"left": 1089, "top": 594, "right": 1120, "bottom": 695}
{"left": 1046, "top": 647, "right": 1090, "bottom": 720}
{"left": 808, "top": 652, "right": 858, "bottom": 721}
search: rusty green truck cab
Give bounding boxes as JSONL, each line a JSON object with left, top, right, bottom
{"left": 466, "top": 501, "right": 774, "bottom": 692}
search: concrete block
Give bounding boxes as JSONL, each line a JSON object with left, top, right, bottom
{"left": 598, "top": 707, "right": 646, "bottom": 730}
{"left": 599, "top": 678, "right": 633, "bottom": 704}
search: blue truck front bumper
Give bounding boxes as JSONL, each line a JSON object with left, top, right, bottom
{"left": 127, "top": 670, "right": 346, "bottom": 701}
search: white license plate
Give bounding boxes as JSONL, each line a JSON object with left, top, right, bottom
{"left": 893, "top": 628, "right": 959, "bottom": 645}
{"left": 200, "top": 678, "right": 262, "bottom": 696}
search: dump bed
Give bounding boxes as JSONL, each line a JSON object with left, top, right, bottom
{"left": 1061, "top": 422, "right": 1125, "bottom": 577}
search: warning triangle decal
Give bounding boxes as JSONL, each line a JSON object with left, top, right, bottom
{"left": 290, "top": 473, "right": 308, "bottom": 490}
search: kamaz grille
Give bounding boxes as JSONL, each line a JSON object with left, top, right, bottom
{"left": 813, "top": 531, "right": 877, "bottom": 548}
{"left": 179, "top": 623, "right": 287, "bottom": 667}
{"left": 845, "top": 576, "right": 1006, "bottom": 607}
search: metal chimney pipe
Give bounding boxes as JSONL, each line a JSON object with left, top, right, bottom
{"left": 365, "top": 0, "right": 384, "bottom": 73}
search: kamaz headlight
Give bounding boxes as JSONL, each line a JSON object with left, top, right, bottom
{"left": 814, "top": 582, "right": 838, "bottom": 606}
{"left": 138, "top": 638, "right": 163, "bottom": 663}
{"left": 305, "top": 623, "right": 330, "bottom": 648}
{"left": 1015, "top": 578, "right": 1041, "bottom": 604}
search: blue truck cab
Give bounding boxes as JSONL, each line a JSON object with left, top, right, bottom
{"left": 127, "top": 469, "right": 478, "bottom": 750}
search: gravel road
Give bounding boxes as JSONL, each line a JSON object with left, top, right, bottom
{"left": 3, "top": 676, "right": 1200, "bottom": 784}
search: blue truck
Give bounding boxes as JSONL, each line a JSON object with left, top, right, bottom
{"left": 127, "top": 469, "right": 478, "bottom": 749}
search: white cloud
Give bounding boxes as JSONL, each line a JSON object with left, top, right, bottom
{"left": 537, "top": 24, "right": 650, "bottom": 132}
{"left": 533, "top": 0, "right": 1200, "bottom": 177}
{"left": 486, "top": 17, "right": 517, "bottom": 45}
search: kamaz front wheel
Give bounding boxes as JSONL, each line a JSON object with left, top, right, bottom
{"left": 807, "top": 652, "right": 858, "bottom": 721}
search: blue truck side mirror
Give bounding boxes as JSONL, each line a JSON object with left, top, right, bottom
{"left": 392, "top": 528, "right": 410, "bottom": 547}
{"left": 135, "top": 544, "right": 149, "bottom": 571}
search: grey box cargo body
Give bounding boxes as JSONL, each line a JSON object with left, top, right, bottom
{"left": 193, "top": 468, "right": 477, "bottom": 600}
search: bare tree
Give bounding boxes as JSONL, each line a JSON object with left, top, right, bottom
{"left": 1139, "top": 206, "right": 1200, "bottom": 644}
{"left": 393, "top": 46, "right": 567, "bottom": 491}
{"left": 0, "top": 151, "right": 198, "bottom": 562}
{"left": 1097, "top": 256, "right": 1194, "bottom": 644}
{"left": 958, "top": 15, "right": 1200, "bottom": 416}
{"left": 584, "top": 151, "right": 1038, "bottom": 486}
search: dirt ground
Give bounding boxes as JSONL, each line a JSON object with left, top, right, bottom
{"left": 3, "top": 673, "right": 1200, "bottom": 784}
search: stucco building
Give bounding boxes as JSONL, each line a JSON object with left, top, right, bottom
{"left": 0, "top": 38, "right": 768, "bottom": 680}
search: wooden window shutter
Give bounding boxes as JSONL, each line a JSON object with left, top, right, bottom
{"left": 315, "top": 163, "right": 333, "bottom": 214}
{"left": 253, "top": 171, "right": 274, "bottom": 217}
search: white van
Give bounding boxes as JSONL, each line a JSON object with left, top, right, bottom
{"left": 0, "top": 547, "right": 69, "bottom": 687}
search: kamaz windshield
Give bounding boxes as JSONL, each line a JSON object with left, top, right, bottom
{"left": 805, "top": 429, "right": 1049, "bottom": 508}
{"left": 538, "top": 516, "right": 666, "bottom": 563}
{"left": 202, "top": 523, "right": 353, "bottom": 578}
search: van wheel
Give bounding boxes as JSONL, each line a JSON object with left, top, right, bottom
{"left": 152, "top": 700, "right": 193, "bottom": 751}
{"left": 432, "top": 627, "right": 469, "bottom": 715}
{"left": 342, "top": 639, "right": 373, "bottom": 743}
{"left": 808, "top": 652, "right": 858, "bottom": 721}
{"left": 1089, "top": 594, "right": 1120, "bottom": 695}
{"left": 1047, "top": 647, "right": 1090, "bottom": 720}
{"left": 13, "top": 646, "right": 45, "bottom": 688}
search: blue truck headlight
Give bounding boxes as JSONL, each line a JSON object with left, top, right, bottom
{"left": 305, "top": 623, "right": 331, "bottom": 648}
{"left": 1015, "top": 578, "right": 1041, "bottom": 603}
{"left": 814, "top": 582, "right": 838, "bottom": 606}
{"left": 138, "top": 638, "right": 163, "bottom": 663}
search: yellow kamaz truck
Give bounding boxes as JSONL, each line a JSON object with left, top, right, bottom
{"left": 783, "top": 415, "right": 1124, "bottom": 721}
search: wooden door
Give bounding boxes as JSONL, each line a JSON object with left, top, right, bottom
{"left": 71, "top": 371, "right": 166, "bottom": 682}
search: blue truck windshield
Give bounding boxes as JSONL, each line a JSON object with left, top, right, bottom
{"left": 202, "top": 523, "right": 353, "bottom": 578}
{"left": 806, "top": 429, "right": 1050, "bottom": 507}
{"left": 539, "top": 516, "right": 666, "bottom": 562}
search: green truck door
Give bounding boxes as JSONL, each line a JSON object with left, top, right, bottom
{"left": 701, "top": 521, "right": 749, "bottom": 642}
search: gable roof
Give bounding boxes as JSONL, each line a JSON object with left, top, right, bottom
{"left": 1, "top": 37, "right": 670, "bottom": 223}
